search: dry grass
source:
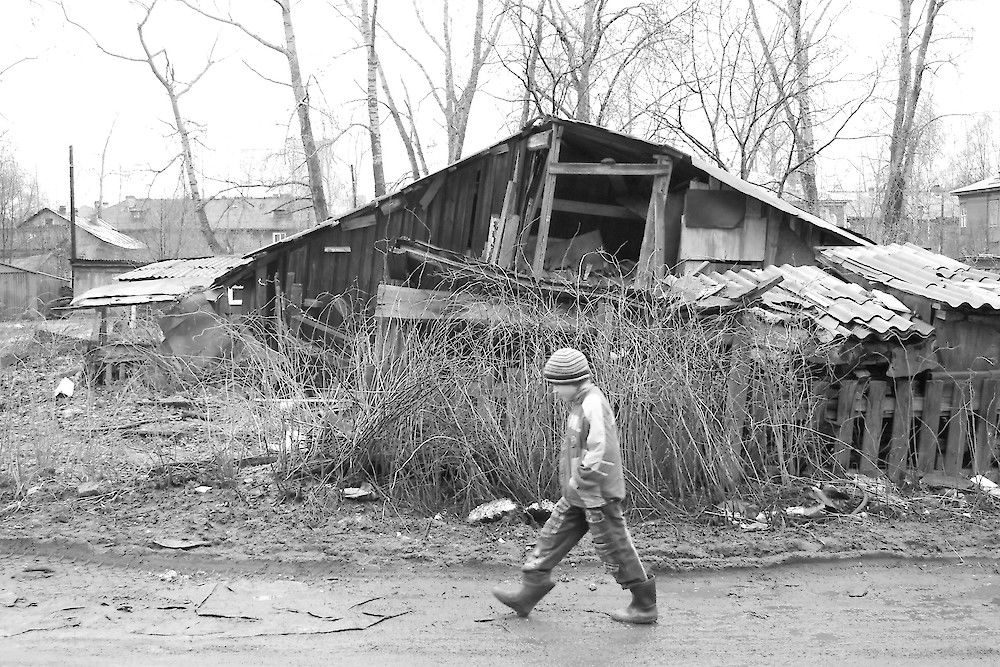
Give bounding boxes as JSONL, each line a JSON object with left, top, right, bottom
{"left": 0, "top": 283, "right": 837, "bottom": 515}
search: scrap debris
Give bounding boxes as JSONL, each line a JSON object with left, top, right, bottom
{"left": 467, "top": 498, "right": 519, "bottom": 524}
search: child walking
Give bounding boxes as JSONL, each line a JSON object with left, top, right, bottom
{"left": 492, "top": 347, "right": 657, "bottom": 624}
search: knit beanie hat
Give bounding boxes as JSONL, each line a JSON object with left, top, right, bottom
{"left": 543, "top": 348, "right": 591, "bottom": 384}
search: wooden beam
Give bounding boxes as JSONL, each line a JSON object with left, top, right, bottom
{"left": 342, "top": 213, "right": 376, "bottom": 231}
{"left": 633, "top": 156, "right": 673, "bottom": 288}
{"left": 833, "top": 380, "right": 860, "bottom": 472}
{"left": 532, "top": 124, "right": 563, "bottom": 275}
{"left": 551, "top": 198, "right": 644, "bottom": 220}
{"left": 548, "top": 163, "right": 675, "bottom": 176}
{"left": 527, "top": 130, "right": 550, "bottom": 151}
{"left": 917, "top": 379, "right": 945, "bottom": 472}
{"left": 860, "top": 380, "right": 886, "bottom": 476}
{"left": 375, "top": 283, "right": 574, "bottom": 328}
{"left": 887, "top": 380, "right": 913, "bottom": 482}
{"left": 419, "top": 173, "right": 446, "bottom": 209}
{"left": 323, "top": 246, "right": 351, "bottom": 253}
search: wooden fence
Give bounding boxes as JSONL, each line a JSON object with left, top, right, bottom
{"left": 827, "top": 370, "right": 1000, "bottom": 481}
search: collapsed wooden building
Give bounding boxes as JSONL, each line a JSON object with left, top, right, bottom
{"left": 71, "top": 117, "right": 1000, "bottom": 484}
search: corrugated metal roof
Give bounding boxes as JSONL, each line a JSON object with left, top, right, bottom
{"left": 116, "top": 256, "right": 251, "bottom": 283}
{"left": 951, "top": 175, "right": 1000, "bottom": 196}
{"left": 818, "top": 244, "right": 1000, "bottom": 311}
{"left": 68, "top": 278, "right": 199, "bottom": 309}
{"left": 666, "top": 263, "right": 933, "bottom": 342}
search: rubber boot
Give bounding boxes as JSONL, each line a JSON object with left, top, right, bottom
{"left": 609, "top": 575, "right": 657, "bottom": 624}
{"left": 492, "top": 571, "right": 555, "bottom": 617}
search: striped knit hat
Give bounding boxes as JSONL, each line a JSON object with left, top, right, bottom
{"left": 543, "top": 348, "right": 591, "bottom": 384}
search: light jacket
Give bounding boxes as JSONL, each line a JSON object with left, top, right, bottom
{"left": 559, "top": 381, "right": 626, "bottom": 508}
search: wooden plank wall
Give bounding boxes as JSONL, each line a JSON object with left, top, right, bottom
{"left": 827, "top": 371, "right": 1000, "bottom": 480}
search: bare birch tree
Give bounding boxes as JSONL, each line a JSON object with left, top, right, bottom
{"left": 178, "top": 0, "right": 331, "bottom": 221}
{"left": 880, "top": 0, "right": 948, "bottom": 235}
{"left": 62, "top": 0, "right": 225, "bottom": 254}
{"left": 380, "top": 0, "right": 503, "bottom": 163}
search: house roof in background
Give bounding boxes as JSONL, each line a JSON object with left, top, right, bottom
{"left": 18, "top": 207, "right": 146, "bottom": 250}
{"left": 116, "top": 256, "right": 251, "bottom": 285}
{"left": 75, "top": 216, "right": 146, "bottom": 250}
{"left": 667, "top": 263, "right": 933, "bottom": 342}
{"left": 951, "top": 175, "right": 1000, "bottom": 196}
{"left": 818, "top": 243, "right": 1000, "bottom": 311}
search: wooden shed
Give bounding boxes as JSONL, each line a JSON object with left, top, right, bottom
{"left": 218, "top": 117, "right": 868, "bottom": 337}
{"left": 0, "top": 261, "right": 70, "bottom": 319}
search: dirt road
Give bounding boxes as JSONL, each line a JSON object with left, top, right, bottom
{"left": 2, "top": 548, "right": 998, "bottom": 666}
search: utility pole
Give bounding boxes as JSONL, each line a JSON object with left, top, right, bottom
{"left": 69, "top": 146, "right": 77, "bottom": 290}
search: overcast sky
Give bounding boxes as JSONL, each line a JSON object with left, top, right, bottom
{"left": 1, "top": 0, "right": 997, "bottom": 212}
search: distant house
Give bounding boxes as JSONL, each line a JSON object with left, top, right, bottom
{"left": 951, "top": 175, "right": 1000, "bottom": 258}
{"left": 102, "top": 196, "right": 314, "bottom": 260}
{"left": 14, "top": 206, "right": 148, "bottom": 293}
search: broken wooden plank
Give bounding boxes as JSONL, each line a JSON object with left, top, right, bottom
{"left": 323, "top": 246, "right": 351, "bottom": 253}
{"left": 342, "top": 213, "right": 376, "bottom": 231}
{"left": 887, "top": 379, "right": 914, "bottom": 482}
{"left": 859, "top": 380, "right": 887, "bottom": 476}
{"left": 527, "top": 130, "right": 550, "bottom": 151}
{"left": 833, "top": 380, "right": 859, "bottom": 471}
{"left": 973, "top": 378, "right": 1000, "bottom": 474}
{"left": 532, "top": 124, "right": 563, "bottom": 276}
{"left": 917, "top": 379, "right": 945, "bottom": 472}
{"left": 633, "top": 156, "right": 673, "bottom": 288}
{"left": 547, "top": 162, "right": 675, "bottom": 177}
{"left": 419, "top": 174, "right": 446, "bottom": 210}
{"left": 944, "top": 380, "right": 973, "bottom": 475}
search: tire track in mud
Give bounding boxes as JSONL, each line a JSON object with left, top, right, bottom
{"left": 2, "top": 536, "right": 997, "bottom": 580}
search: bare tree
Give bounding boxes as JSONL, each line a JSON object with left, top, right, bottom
{"left": 948, "top": 113, "right": 999, "bottom": 187}
{"left": 501, "top": 0, "right": 678, "bottom": 129}
{"left": 361, "top": 0, "right": 387, "bottom": 195}
{"left": 749, "top": 0, "right": 827, "bottom": 211}
{"left": 0, "top": 142, "right": 39, "bottom": 261}
{"left": 380, "top": 0, "right": 503, "bottom": 162}
{"left": 178, "top": 0, "right": 332, "bottom": 221}
{"left": 879, "top": 0, "right": 947, "bottom": 234}
{"left": 62, "top": 0, "right": 225, "bottom": 254}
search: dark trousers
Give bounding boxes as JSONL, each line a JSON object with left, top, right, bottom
{"left": 522, "top": 497, "right": 648, "bottom": 589}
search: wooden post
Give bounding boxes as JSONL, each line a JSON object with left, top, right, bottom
{"left": 860, "top": 380, "right": 887, "bottom": 476}
{"left": 833, "top": 379, "right": 860, "bottom": 472}
{"left": 634, "top": 155, "right": 673, "bottom": 289}
{"left": 917, "top": 379, "right": 945, "bottom": 471}
{"left": 532, "top": 124, "right": 563, "bottom": 275}
{"left": 945, "top": 380, "right": 973, "bottom": 475}
{"left": 887, "top": 379, "right": 914, "bottom": 482}
{"left": 974, "top": 378, "right": 1000, "bottom": 474}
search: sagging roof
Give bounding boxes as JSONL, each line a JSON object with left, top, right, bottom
{"left": 818, "top": 243, "right": 1000, "bottom": 311}
{"left": 668, "top": 264, "right": 933, "bottom": 342}
{"left": 116, "top": 256, "right": 251, "bottom": 284}
{"left": 951, "top": 175, "right": 1000, "bottom": 196}
{"left": 239, "top": 117, "right": 868, "bottom": 259}
{"left": 69, "top": 256, "right": 250, "bottom": 310}
{"left": 68, "top": 278, "right": 204, "bottom": 309}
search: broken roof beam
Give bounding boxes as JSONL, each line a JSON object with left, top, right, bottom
{"left": 532, "top": 124, "right": 564, "bottom": 276}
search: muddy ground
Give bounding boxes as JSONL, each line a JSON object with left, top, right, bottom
{"left": 3, "top": 317, "right": 1000, "bottom": 662}
{"left": 2, "top": 550, "right": 999, "bottom": 665}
